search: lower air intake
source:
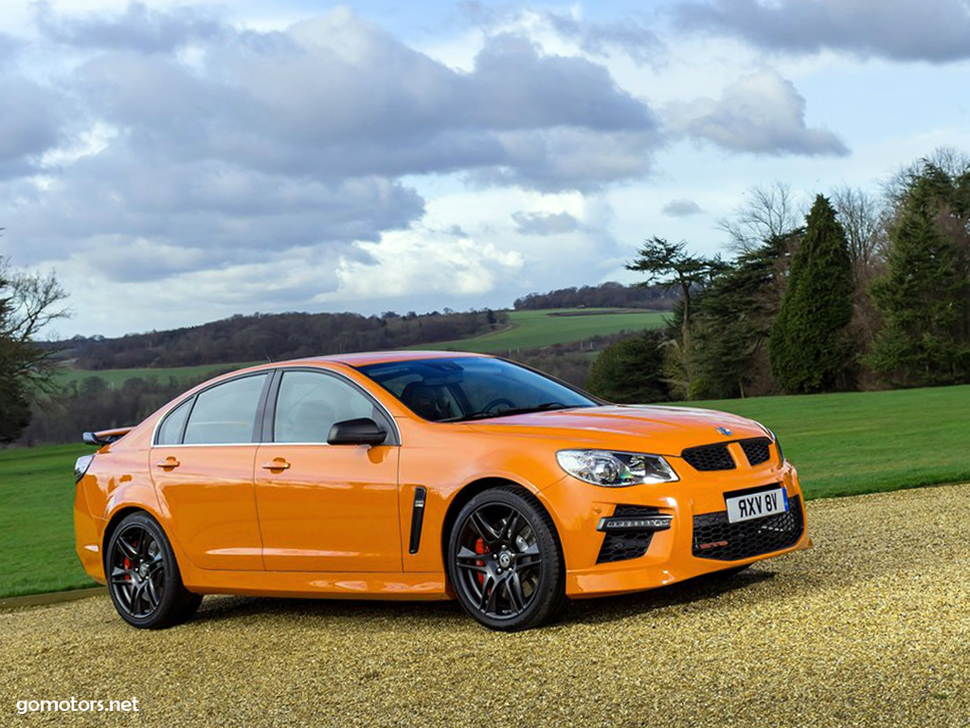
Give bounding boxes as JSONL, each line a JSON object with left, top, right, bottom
{"left": 692, "top": 495, "right": 804, "bottom": 561}
{"left": 596, "top": 505, "right": 661, "bottom": 564}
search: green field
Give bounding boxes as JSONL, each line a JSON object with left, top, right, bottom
{"left": 4, "top": 383, "right": 969, "bottom": 599}
{"left": 54, "top": 361, "right": 260, "bottom": 390}
{"left": 407, "top": 308, "right": 669, "bottom": 353}
{"left": 681, "top": 384, "right": 970, "bottom": 499}
{"left": 55, "top": 309, "right": 665, "bottom": 389}
{"left": 0, "top": 444, "right": 95, "bottom": 598}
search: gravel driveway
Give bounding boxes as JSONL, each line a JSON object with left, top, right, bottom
{"left": 4, "top": 484, "right": 970, "bottom": 727}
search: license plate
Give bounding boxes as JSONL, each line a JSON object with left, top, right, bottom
{"left": 725, "top": 488, "right": 788, "bottom": 523}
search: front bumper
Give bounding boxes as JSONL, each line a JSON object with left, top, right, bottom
{"left": 540, "top": 457, "right": 812, "bottom": 598}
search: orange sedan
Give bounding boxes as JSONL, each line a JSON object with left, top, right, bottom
{"left": 74, "top": 351, "right": 811, "bottom": 631}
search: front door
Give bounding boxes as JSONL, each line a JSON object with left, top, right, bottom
{"left": 254, "top": 369, "right": 402, "bottom": 572}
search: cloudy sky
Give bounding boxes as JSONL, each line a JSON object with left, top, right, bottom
{"left": 1, "top": 0, "right": 968, "bottom": 337}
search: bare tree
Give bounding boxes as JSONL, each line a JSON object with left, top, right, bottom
{"left": 717, "top": 182, "right": 803, "bottom": 253}
{"left": 831, "top": 185, "right": 889, "bottom": 270}
{"left": 0, "top": 256, "right": 71, "bottom": 396}
{"left": 882, "top": 147, "right": 970, "bottom": 208}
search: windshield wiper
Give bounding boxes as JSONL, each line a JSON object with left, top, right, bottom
{"left": 440, "top": 402, "right": 579, "bottom": 423}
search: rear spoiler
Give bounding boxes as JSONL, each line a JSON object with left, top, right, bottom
{"left": 82, "top": 427, "right": 134, "bottom": 447}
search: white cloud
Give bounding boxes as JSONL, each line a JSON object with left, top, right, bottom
{"left": 665, "top": 71, "right": 849, "bottom": 156}
{"left": 329, "top": 229, "right": 525, "bottom": 301}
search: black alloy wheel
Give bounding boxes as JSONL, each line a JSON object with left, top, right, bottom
{"left": 448, "top": 486, "right": 564, "bottom": 631}
{"left": 106, "top": 512, "right": 201, "bottom": 629}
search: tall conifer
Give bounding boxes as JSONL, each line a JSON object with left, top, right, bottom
{"left": 770, "top": 195, "right": 854, "bottom": 393}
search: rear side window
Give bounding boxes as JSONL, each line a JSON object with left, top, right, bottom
{"left": 182, "top": 375, "right": 268, "bottom": 445}
{"left": 156, "top": 399, "right": 192, "bottom": 445}
{"left": 274, "top": 371, "right": 388, "bottom": 443}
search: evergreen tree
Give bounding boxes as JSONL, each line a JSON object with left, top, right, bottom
{"left": 770, "top": 195, "right": 854, "bottom": 393}
{"left": 691, "top": 234, "right": 792, "bottom": 399}
{"left": 585, "top": 329, "right": 670, "bottom": 403}
{"left": 866, "top": 173, "right": 970, "bottom": 386}
{"left": 626, "top": 238, "right": 725, "bottom": 395}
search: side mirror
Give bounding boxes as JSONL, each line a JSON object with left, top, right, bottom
{"left": 327, "top": 417, "right": 388, "bottom": 446}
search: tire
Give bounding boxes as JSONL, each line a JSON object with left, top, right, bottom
{"left": 105, "top": 512, "right": 202, "bottom": 629}
{"left": 447, "top": 486, "right": 564, "bottom": 631}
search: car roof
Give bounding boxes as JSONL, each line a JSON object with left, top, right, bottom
{"left": 276, "top": 350, "right": 492, "bottom": 368}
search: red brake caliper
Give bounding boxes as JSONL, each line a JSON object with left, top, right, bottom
{"left": 475, "top": 538, "right": 488, "bottom": 587}
{"left": 123, "top": 556, "right": 131, "bottom": 581}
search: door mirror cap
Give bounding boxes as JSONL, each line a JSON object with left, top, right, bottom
{"left": 327, "top": 417, "right": 388, "bottom": 446}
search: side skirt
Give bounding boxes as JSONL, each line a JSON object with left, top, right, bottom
{"left": 181, "top": 568, "right": 450, "bottom": 601}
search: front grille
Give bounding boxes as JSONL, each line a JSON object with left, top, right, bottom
{"left": 682, "top": 444, "right": 735, "bottom": 471}
{"left": 596, "top": 505, "right": 660, "bottom": 564}
{"left": 692, "top": 495, "right": 804, "bottom": 561}
{"left": 739, "top": 438, "right": 772, "bottom": 466}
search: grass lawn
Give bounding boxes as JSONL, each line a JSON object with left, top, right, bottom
{"left": 407, "top": 308, "right": 669, "bottom": 353}
{"left": 3, "top": 383, "right": 969, "bottom": 598}
{"left": 0, "top": 444, "right": 98, "bottom": 598}
{"left": 682, "top": 384, "right": 970, "bottom": 500}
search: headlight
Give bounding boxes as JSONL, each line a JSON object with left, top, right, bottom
{"left": 764, "top": 427, "right": 785, "bottom": 464}
{"left": 556, "top": 450, "right": 679, "bottom": 487}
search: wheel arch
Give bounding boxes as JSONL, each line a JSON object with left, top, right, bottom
{"left": 439, "top": 477, "right": 565, "bottom": 582}
{"left": 102, "top": 505, "right": 182, "bottom": 571}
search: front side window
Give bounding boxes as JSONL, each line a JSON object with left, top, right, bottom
{"left": 273, "top": 370, "right": 388, "bottom": 443}
{"left": 182, "top": 374, "right": 268, "bottom": 445}
{"left": 357, "top": 357, "right": 597, "bottom": 422}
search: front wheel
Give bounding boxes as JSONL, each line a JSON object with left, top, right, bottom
{"left": 106, "top": 512, "right": 202, "bottom": 629}
{"left": 447, "top": 486, "right": 564, "bottom": 631}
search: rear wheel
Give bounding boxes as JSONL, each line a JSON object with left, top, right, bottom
{"left": 447, "top": 487, "right": 564, "bottom": 631}
{"left": 106, "top": 512, "right": 201, "bottom": 629}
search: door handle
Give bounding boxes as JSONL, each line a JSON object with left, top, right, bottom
{"left": 155, "top": 457, "right": 180, "bottom": 470}
{"left": 261, "top": 459, "right": 291, "bottom": 471}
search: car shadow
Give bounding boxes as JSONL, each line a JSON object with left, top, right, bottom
{"left": 189, "top": 593, "right": 465, "bottom": 629}
{"left": 185, "top": 568, "right": 775, "bottom": 631}
{"left": 559, "top": 568, "right": 776, "bottom": 627}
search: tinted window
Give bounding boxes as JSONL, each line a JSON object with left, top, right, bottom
{"left": 182, "top": 375, "right": 268, "bottom": 445}
{"left": 274, "top": 371, "right": 385, "bottom": 443}
{"left": 358, "top": 357, "right": 597, "bottom": 422}
{"left": 156, "top": 399, "right": 192, "bottom": 445}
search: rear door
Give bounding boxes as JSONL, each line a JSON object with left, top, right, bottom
{"left": 254, "top": 368, "right": 402, "bottom": 572}
{"left": 150, "top": 373, "right": 270, "bottom": 571}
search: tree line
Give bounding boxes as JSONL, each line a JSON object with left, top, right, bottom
{"left": 587, "top": 149, "right": 970, "bottom": 403}
{"left": 69, "top": 309, "right": 507, "bottom": 370}
{"left": 513, "top": 281, "right": 676, "bottom": 311}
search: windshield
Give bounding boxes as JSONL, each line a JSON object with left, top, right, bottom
{"left": 356, "top": 357, "right": 599, "bottom": 422}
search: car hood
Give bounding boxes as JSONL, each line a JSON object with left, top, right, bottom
{"left": 466, "top": 405, "right": 767, "bottom": 456}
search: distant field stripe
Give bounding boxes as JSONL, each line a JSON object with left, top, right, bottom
{"left": 407, "top": 308, "right": 669, "bottom": 353}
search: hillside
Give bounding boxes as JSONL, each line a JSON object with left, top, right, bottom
{"left": 66, "top": 309, "right": 507, "bottom": 370}
{"left": 57, "top": 308, "right": 668, "bottom": 389}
